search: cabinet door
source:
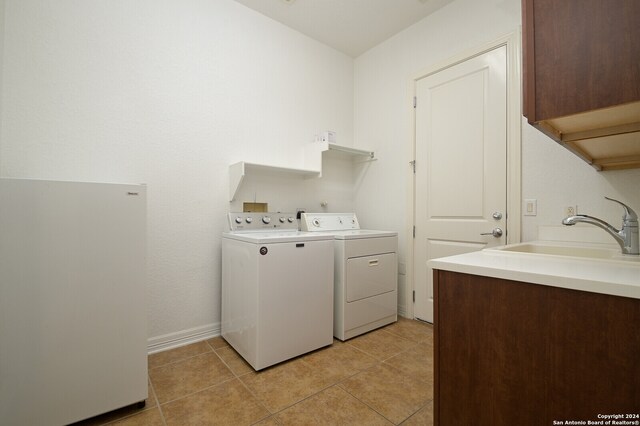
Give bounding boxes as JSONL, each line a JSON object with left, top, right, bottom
{"left": 523, "top": 0, "right": 640, "bottom": 122}
{"left": 434, "top": 271, "right": 549, "bottom": 426}
{"left": 434, "top": 270, "right": 640, "bottom": 426}
{"left": 545, "top": 288, "right": 640, "bottom": 419}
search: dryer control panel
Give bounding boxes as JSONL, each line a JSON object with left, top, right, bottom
{"left": 300, "top": 213, "right": 360, "bottom": 232}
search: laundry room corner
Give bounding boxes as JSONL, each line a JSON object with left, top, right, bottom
{"left": 0, "top": 0, "right": 355, "bottom": 350}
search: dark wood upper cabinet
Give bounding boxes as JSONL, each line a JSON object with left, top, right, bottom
{"left": 523, "top": 0, "right": 640, "bottom": 170}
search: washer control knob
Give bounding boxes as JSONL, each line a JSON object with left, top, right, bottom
{"left": 313, "top": 219, "right": 320, "bottom": 227}
{"left": 235, "top": 217, "right": 242, "bottom": 224}
{"left": 288, "top": 217, "right": 295, "bottom": 223}
{"left": 279, "top": 217, "right": 286, "bottom": 223}
{"left": 262, "top": 216, "right": 271, "bottom": 224}
{"left": 245, "top": 217, "right": 253, "bottom": 223}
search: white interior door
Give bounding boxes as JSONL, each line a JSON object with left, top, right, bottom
{"left": 414, "top": 45, "right": 508, "bottom": 323}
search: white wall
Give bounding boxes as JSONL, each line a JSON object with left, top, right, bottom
{"left": 521, "top": 118, "right": 640, "bottom": 241}
{"left": 2, "top": 0, "right": 638, "bottom": 344}
{"left": 0, "top": 0, "right": 354, "bottom": 348}
{"left": 0, "top": 0, "right": 4, "bottom": 166}
{"left": 353, "top": 0, "right": 640, "bottom": 315}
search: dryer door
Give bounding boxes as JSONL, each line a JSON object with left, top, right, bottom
{"left": 346, "top": 253, "right": 397, "bottom": 302}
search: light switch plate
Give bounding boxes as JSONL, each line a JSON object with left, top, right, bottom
{"left": 524, "top": 199, "right": 537, "bottom": 216}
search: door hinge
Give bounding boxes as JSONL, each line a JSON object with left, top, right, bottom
{"left": 409, "top": 160, "right": 416, "bottom": 174}
{"left": 413, "top": 96, "right": 417, "bottom": 108}
{"left": 413, "top": 225, "right": 416, "bottom": 238}
{"left": 412, "top": 290, "right": 415, "bottom": 303}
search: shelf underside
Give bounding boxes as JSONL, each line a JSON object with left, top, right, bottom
{"left": 537, "top": 101, "right": 640, "bottom": 171}
{"left": 228, "top": 143, "right": 375, "bottom": 201}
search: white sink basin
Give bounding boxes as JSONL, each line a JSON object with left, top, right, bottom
{"left": 487, "top": 241, "right": 640, "bottom": 263}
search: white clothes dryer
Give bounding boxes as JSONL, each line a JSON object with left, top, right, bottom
{"left": 222, "top": 212, "right": 334, "bottom": 370}
{"left": 301, "top": 213, "right": 397, "bottom": 340}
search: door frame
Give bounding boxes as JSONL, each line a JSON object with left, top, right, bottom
{"left": 405, "top": 31, "right": 522, "bottom": 320}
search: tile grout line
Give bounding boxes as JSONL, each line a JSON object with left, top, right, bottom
{"left": 148, "top": 377, "right": 169, "bottom": 426}
{"left": 343, "top": 337, "right": 417, "bottom": 363}
{"left": 155, "top": 374, "right": 237, "bottom": 407}
{"left": 337, "top": 379, "right": 398, "bottom": 425}
{"left": 210, "top": 338, "right": 320, "bottom": 422}
{"left": 382, "top": 323, "right": 434, "bottom": 341}
{"left": 235, "top": 370, "right": 282, "bottom": 422}
{"left": 209, "top": 344, "right": 239, "bottom": 376}
{"left": 381, "top": 349, "right": 435, "bottom": 386}
{"left": 148, "top": 342, "right": 235, "bottom": 409}
{"left": 204, "top": 337, "right": 229, "bottom": 352}
{"left": 338, "top": 373, "right": 424, "bottom": 425}
{"left": 224, "top": 341, "right": 340, "bottom": 415}
{"left": 291, "top": 349, "right": 402, "bottom": 424}
{"left": 210, "top": 344, "right": 255, "bottom": 379}
{"left": 148, "top": 346, "right": 214, "bottom": 371}
{"left": 337, "top": 328, "right": 433, "bottom": 424}
{"left": 210, "top": 340, "right": 278, "bottom": 422}
{"left": 400, "top": 399, "right": 435, "bottom": 425}
{"left": 240, "top": 351, "right": 373, "bottom": 420}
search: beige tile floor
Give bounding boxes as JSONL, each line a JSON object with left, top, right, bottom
{"left": 76, "top": 318, "right": 434, "bottom": 426}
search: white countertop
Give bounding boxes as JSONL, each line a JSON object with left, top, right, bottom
{"left": 428, "top": 242, "right": 640, "bottom": 300}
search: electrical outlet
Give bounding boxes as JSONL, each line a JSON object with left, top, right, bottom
{"left": 565, "top": 206, "right": 577, "bottom": 216}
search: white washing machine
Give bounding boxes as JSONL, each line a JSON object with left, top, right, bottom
{"left": 301, "top": 213, "right": 397, "bottom": 340}
{"left": 222, "top": 212, "right": 334, "bottom": 370}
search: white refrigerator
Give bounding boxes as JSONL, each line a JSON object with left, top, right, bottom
{"left": 0, "top": 178, "right": 148, "bottom": 425}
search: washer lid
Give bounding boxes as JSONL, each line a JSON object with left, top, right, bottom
{"left": 332, "top": 229, "right": 398, "bottom": 240}
{"left": 222, "top": 231, "right": 333, "bottom": 244}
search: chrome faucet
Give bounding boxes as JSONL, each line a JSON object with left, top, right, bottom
{"left": 562, "top": 197, "right": 639, "bottom": 255}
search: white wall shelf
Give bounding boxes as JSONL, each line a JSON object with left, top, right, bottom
{"left": 229, "top": 162, "right": 320, "bottom": 202}
{"left": 327, "top": 143, "right": 375, "bottom": 158}
{"left": 304, "top": 142, "right": 376, "bottom": 177}
{"left": 229, "top": 143, "right": 375, "bottom": 202}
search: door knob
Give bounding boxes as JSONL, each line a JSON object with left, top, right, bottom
{"left": 492, "top": 211, "right": 503, "bottom": 220}
{"left": 480, "top": 228, "right": 503, "bottom": 238}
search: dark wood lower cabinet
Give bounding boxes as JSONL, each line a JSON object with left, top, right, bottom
{"left": 434, "top": 270, "right": 640, "bottom": 426}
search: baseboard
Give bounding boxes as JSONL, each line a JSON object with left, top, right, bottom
{"left": 147, "top": 322, "right": 220, "bottom": 355}
{"left": 398, "top": 304, "right": 407, "bottom": 318}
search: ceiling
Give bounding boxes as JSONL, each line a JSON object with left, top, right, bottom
{"left": 233, "top": 0, "right": 454, "bottom": 57}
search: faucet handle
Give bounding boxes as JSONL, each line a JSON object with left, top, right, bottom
{"left": 605, "top": 196, "right": 638, "bottom": 222}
